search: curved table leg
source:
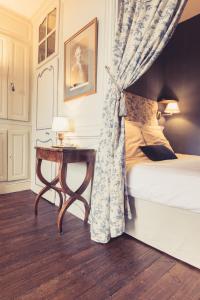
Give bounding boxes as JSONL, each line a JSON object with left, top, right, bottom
{"left": 57, "top": 192, "right": 64, "bottom": 211}
{"left": 57, "top": 196, "right": 75, "bottom": 233}
{"left": 57, "top": 160, "right": 95, "bottom": 233}
{"left": 34, "top": 158, "right": 63, "bottom": 215}
{"left": 35, "top": 185, "right": 51, "bottom": 215}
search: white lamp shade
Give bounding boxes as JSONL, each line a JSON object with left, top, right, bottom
{"left": 52, "top": 117, "right": 69, "bottom": 132}
{"left": 164, "top": 102, "right": 180, "bottom": 114}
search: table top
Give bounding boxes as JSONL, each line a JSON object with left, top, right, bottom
{"left": 35, "top": 146, "right": 95, "bottom": 152}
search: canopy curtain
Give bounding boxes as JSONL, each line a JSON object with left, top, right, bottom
{"left": 90, "top": 0, "right": 187, "bottom": 243}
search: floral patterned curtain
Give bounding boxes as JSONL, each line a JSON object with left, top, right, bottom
{"left": 90, "top": 0, "right": 187, "bottom": 243}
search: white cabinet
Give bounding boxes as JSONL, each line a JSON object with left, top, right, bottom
{"left": 0, "top": 129, "right": 29, "bottom": 183}
{"left": 0, "top": 33, "right": 29, "bottom": 122}
{"left": 8, "top": 130, "right": 29, "bottom": 181}
{"left": 36, "top": 58, "right": 58, "bottom": 129}
{"left": 0, "top": 130, "right": 7, "bottom": 181}
{"left": 0, "top": 35, "right": 8, "bottom": 119}
{"left": 0, "top": 8, "right": 31, "bottom": 193}
{"left": 31, "top": 58, "right": 58, "bottom": 203}
{"left": 31, "top": 2, "right": 59, "bottom": 202}
{"left": 8, "top": 39, "right": 29, "bottom": 121}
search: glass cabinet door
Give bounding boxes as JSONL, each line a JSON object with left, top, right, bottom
{"left": 38, "top": 41, "right": 46, "bottom": 63}
{"left": 39, "top": 18, "right": 46, "bottom": 42}
{"left": 47, "top": 32, "right": 56, "bottom": 57}
{"left": 38, "top": 8, "right": 57, "bottom": 64}
{"left": 47, "top": 9, "right": 56, "bottom": 34}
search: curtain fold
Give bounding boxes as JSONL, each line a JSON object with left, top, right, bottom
{"left": 90, "top": 0, "right": 187, "bottom": 243}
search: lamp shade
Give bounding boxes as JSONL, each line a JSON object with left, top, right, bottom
{"left": 52, "top": 117, "right": 69, "bottom": 132}
{"left": 164, "top": 102, "right": 180, "bottom": 114}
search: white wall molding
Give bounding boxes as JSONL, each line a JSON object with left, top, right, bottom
{"left": 69, "top": 122, "right": 100, "bottom": 137}
{"left": 103, "top": 0, "right": 118, "bottom": 68}
{"left": 0, "top": 119, "right": 32, "bottom": 127}
{"left": 0, "top": 6, "right": 32, "bottom": 43}
{"left": 100, "top": 0, "right": 119, "bottom": 104}
{"left": 0, "top": 180, "right": 30, "bottom": 194}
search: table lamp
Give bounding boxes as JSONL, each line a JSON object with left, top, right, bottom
{"left": 52, "top": 116, "right": 70, "bottom": 147}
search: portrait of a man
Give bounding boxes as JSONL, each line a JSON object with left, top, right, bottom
{"left": 64, "top": 18, "right": 97, "bottom": 101}
{"left": 70, "top": 39, "right": 89, "bottom": 89}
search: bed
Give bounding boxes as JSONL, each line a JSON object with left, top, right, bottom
{"left": 125, "top": 154, "right": 200, "bottom": 269}
{"left": 124, "top": 92, "right": 200, "bottom": 269}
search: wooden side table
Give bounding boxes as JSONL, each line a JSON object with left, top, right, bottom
{"left": 34, "top": 146, "right": 96, "bottom": 233}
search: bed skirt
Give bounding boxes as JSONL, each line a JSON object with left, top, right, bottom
{"left": 125, "top": 197, "right": 200, "bottom": 269}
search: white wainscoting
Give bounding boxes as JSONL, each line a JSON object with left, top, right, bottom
{"left": 0, "top": 180, "right": 30, "bottom": 194}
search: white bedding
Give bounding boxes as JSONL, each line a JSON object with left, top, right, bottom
{"left": 127, "top": 154, "right": 200, "bottom": 213}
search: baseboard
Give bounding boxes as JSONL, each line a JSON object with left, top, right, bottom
{"left": 55, "top": 197, "right": 85, "bottom": 221}
{"left": 67, "top": 202, "right": 85, "bottom": 221}
{"left": 0, "top": 180, "right": 31, "bottom": 194}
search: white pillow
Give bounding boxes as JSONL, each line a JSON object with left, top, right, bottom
{"left": 141, "top": 125, "right": 173, "bottom": 151}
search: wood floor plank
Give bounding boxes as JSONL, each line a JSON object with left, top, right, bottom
{"left": 138, "top": 263, "right": 200, "bottom": 300}
{"left": 79, "top": 249, "right": 161, "bottom": 300}
{"left": 0, "top": 190, "right": 200, "bottom": 300}
{"left": 16, "top": 239, "right": 150, "bottom": 299}
{"left": 111, "top": 256, "right": 176, "bottom": 300}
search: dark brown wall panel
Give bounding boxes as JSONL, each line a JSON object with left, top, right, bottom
{"left": 129, "top": 14, "right": 200, "bottom": 155}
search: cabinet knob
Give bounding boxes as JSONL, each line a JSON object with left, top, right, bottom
{"left": 45, "top": 132, "right": 50, "bottom": 135}
{"left": 10, "top": 82, "right": 15, "bottom": 92}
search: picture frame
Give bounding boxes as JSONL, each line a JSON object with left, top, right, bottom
{"left": 64, "top": 18, "right": 98, "bottom": 101}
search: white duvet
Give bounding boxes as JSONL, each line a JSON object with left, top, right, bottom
{"left": 126, "top": 154, "right": 200, "bottom": 213}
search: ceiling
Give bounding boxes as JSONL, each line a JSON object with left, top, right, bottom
{"left": 0, "top": 0, "right": 46, "bottom": 18}
{"left": 0, "top": 0, "right": 199, "bottom": 21}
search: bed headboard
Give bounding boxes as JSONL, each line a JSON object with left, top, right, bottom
{"left": 124, "top": 92, "right": 158, "bottom": 125}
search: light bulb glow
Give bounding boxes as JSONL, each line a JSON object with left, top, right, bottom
{"left": 164, "top": 102, "right": 180, "bottom": 114}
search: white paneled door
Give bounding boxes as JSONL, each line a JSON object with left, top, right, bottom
{"left": 0, "top": 130, "right": 7, "bottom": 181}
{"left": 8, "top": 130, "right": 29, "bottom": 181}
{"left": 36, "top": 58, "right": 58, "bottom": 130}
{"left": 0, "top": 35, "right": 8, "bottom": 119}
{"left": 7, "top": 39, "right": 29, "bottom": 121}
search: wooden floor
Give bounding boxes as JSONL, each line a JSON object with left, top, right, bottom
{"left": 0, "top": 191, "right": 200, "bottom": 300}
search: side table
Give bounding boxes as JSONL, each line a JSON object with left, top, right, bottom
{"left": 34, "top": 146, "right": 96, "bottom": 233}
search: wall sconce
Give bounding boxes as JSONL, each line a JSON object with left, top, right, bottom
{"left": 164, "top": 102, "right": 180, "bottom": 114}
{"left": 157, "top": 99, "right": 180, "bottom": 119}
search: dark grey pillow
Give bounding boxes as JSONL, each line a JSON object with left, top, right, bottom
{"left": 140, "top": 145, "right": 177, "bottom": 161}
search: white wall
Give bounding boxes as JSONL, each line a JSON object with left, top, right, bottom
{"left": 55, "top": 0, "right": 117, "bottom": 219}
{"left": 30, "top": 0, "right": 117, "bottom": 219}
{"left": 58, "top": 0, "right": 116, "bottom": 146}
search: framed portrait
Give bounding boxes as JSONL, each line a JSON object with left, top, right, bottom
{"left": 64, "top": 18, "right": 98, "bottom": 101}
